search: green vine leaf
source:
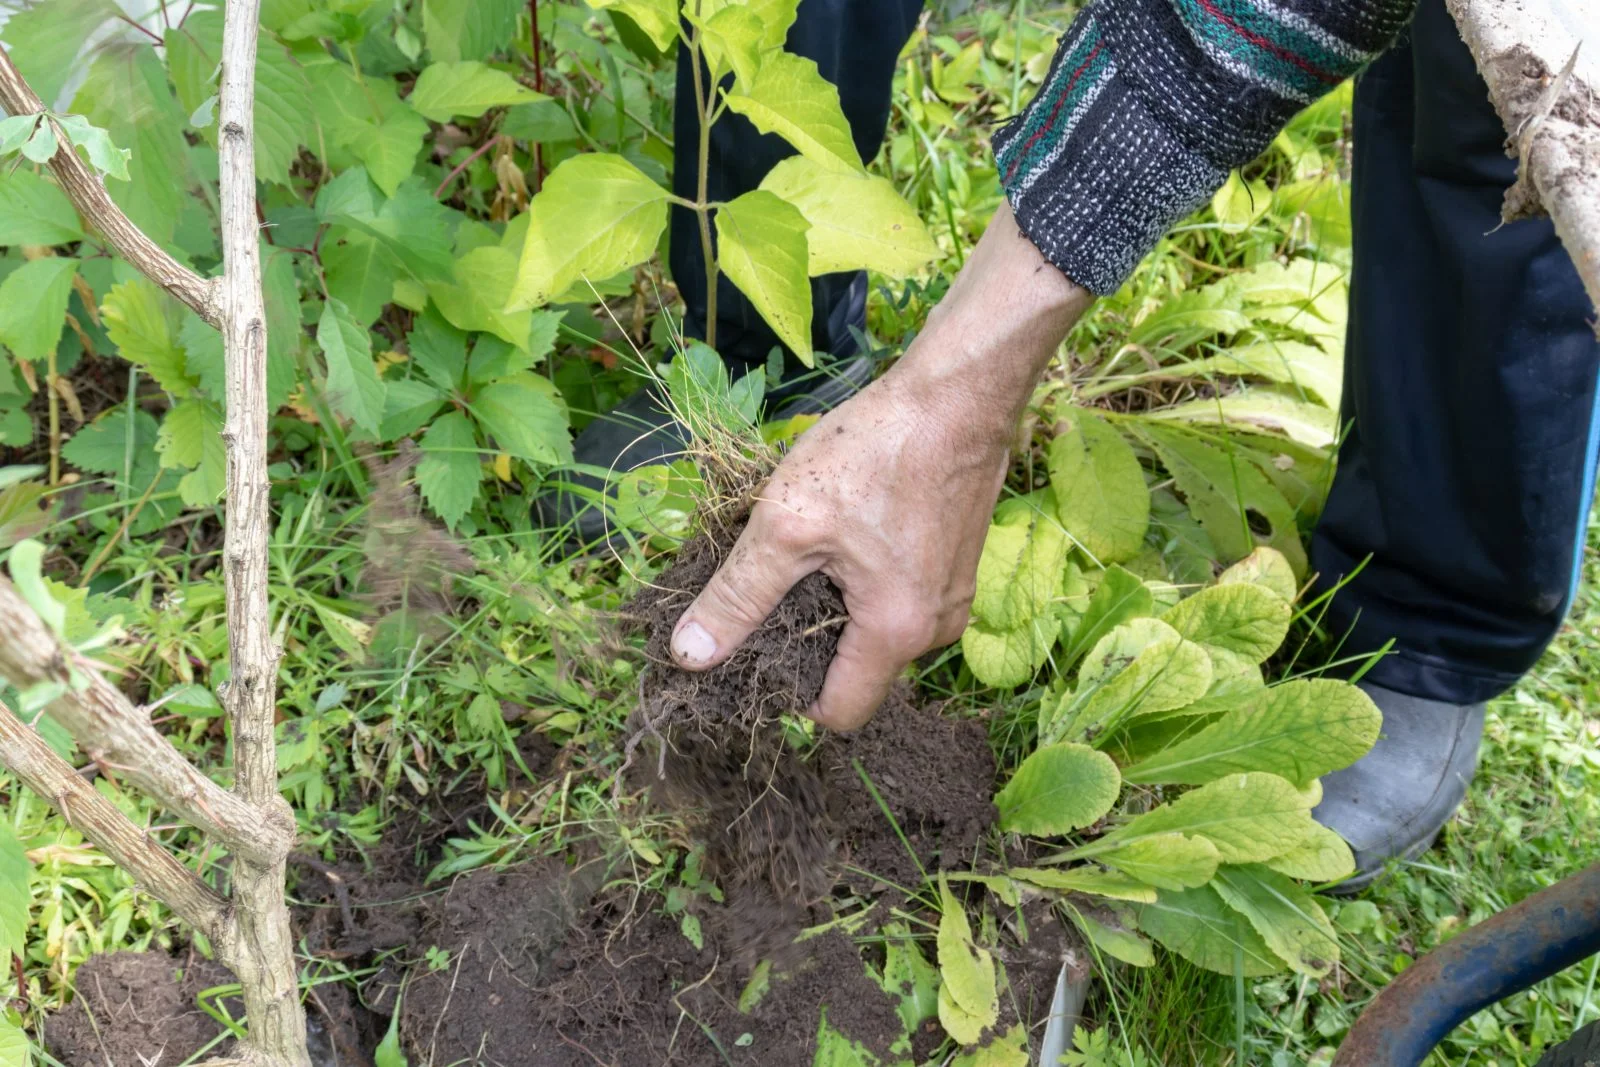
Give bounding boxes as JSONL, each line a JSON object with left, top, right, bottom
{"left": 759, "top": 155, "right": 938, "bottom": 277}
{"left": 0, "top": 169, "right": 83, "bottom": 246}
{"left": 418, "top": 412, "right": 482, "bottom": 530}
{"left": 714, "top": 189, "right": 813, "bottom": 364}
{"left": 723, "top": 52, "right": 865, "bottom": 175}
{"left": 583, "top": 0, "right": 680, "bottom": 52}
{"left": 317, "top": 298, "right": 386, "bottom": 437}
{"left": 507, "top": 153, "right": 669, "bottom": 312}
{"left": 408, "top": 61, "right": 546, "bottom": 122}
{"left": 0, "top": 257, "right": 77, "bottom": 365}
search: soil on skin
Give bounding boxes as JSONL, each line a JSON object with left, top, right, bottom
{"left": 400, "top": 863, "right": 904, "bottom": 1067}
{"left": 43, "top": 951, "right": 238, "bottom": 1067}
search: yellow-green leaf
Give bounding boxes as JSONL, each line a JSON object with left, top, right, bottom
{"left": 101, "top": 277, "right": 193, "bottom": 395}
{"left": 1096, "top": 832, "right": 1220, "bottom": 891}
{"left": 1135, "top": 885, "right": 1285, "bottom": 976}
{"left": 714, "top": 189, "right": 813, "bottom": 363}
{"left": 1009, "top": 866, "right": 1157, "bottom": 903}
{"left": 759, "top": 155, "right": 937, "bottom": 277}
{"left": 970, "top": 498, "right": 1070, "bottom": 630}
{"left": 996, "top": 742, "right": 1119, "bottom": 836}
{"left": 0, "top": 169, "right": 82, "bottom": 246}
{"left": 936, "top": 876, "right": 997, "bottom": 1022}
{"left": 1101, "top": 772, "right": 1315, "bottom": 863}
{"left": 1071, "top": 909, "right": 1155, "bottom": 968}
{"left": 584, "top": 0, "right": 679, "bottom": 51}
{"left": 1121, "top": 679, "right": 1382, "bottom": 787}
{"left": 1212, "top": 864, "right": 1340, "bottom": 976}
{"left": 691, "top": 4, "right": 763, "bottom": 88}
{"left": 1061, "top": 618, "right": 1214, "bottom": 738}
{"left": 407, "top": 61, "right": 546, "bottom": 122}
{"left": 1162, "top": 582, "right": 1291, "bottom": 666}
{"left": 156, "top": 399, "right": 225, "bottom": 507}
{"left": 0, "top": 1015, "right": 27, "bottom": 1067}
{"left": 960, "top": 613, "right": 1059, "bottom": 688}
{"left": 951, "top": 1023, "right": 1027, "bottom": 1066}
{"left": 1212, "top": 171, "right": 1272, "bottom": 232}
{"left": 724, "top": 52, "right": 864, "bottom": 175}
{"left": 1217, "top": 547, "right": 1299, "bottom": 603}
{"left": 1265, "top": 821, "right": 1356, "bottom": 883}
{"left": 1049, "top": 409, "right": 1149, "bottom": 565}
{"left": 507, "top": 153, "right": 669, "bottom": 312}
{"left": 938, "top": 981, "right": 992, "bottom": 1047}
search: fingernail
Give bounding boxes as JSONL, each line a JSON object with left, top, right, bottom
{"left": 673, "top": 621, "right": 717, "bottom": 666}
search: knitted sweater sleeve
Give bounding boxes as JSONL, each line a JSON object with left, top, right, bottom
{"left": 992, "top": 0, "right": 1415, "bottom": 294}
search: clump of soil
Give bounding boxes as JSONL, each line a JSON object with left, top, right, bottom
{"left": 820, "top": 686, "right": 998, "bottom": 893}
{"left": 400, "top": 862, "right": 904, "bottom": 1067}
{"left": 43, "top": 951, "right": 238, "bottom": 1067}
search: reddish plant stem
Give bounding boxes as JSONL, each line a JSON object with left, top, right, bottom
{"left": 434, "top": 135, "right": 502, "bottom": 199}
{"left": 529, "top": 0, "right": 545, "bottom": 191}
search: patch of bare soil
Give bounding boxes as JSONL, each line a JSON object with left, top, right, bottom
{"left": 399, "top": 861, "right": 904, "bottom": 1067}
{"left": 43, "top": 951, "right": 238, "bottom": 1067}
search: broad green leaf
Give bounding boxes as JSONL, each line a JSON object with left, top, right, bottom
{"left": 0, "top": 170, "right": 82, "bottom": 245}
{"left": 469, "top": 310, "right": 563, "bottom": 381}
{"left": 262, "top": 243, "right": 300, "bottom": 412}
{"left": 407, "top": 61, "right": 546, "bottom": 122}
{"left": 1049, "top": 409, "right": 1149, "bottom": 565}
{"left": 936, "top": 876, "right": 997, "bottom": 1023}
{"left": 429, "top": 245, "right": 541, "bottom": 351}
{"left": 0, "top": 1016, "right": 26, "bottom": 1067}
{"left": 1212, "top": 864, "right": 1339, "bottom": 976}
{"left": 1196, "top": 341, "right": 1341, "bottom": 410}
{"left": 423, "top": 0, "right": 521, "bottom": 62}
{"left": 0, "top": 0, "right": 116, "bottom": 108}
{"left": 814, "top": 1018, "right": 879, "bottom": 1067}
{"left": 724, "top": 52, "right": 865, "bottom": 175}
{"left": 995, "top": 742, "right": 1120, "bottom": 836}
{"left": 379, "top": 379, "right": 447, "bottom": 441}
{"left": 507, "top": 153, "right": 669, "bottom": 311}
{"left": 692, "top": 5, "right": 763, "bottom": 87}
{"left": 1137, "top": 422, "right": 1307, "bottom": 576}
{"left": 19, "top": 122, "right": 53, "bottom": 165}
{"left": 960, "top": 613, "right": 1059, "bottom": 688}
{"left": 1099, "top": 773, "right": 1315, "bottom": 864}
{"left": 938, "top": 982, "right": 991, "bottom": 1047}
{"left": 62, "top": 409, "right": 161, "bottom": 486}
{"left": 1265, "top": 822, "right": 1356, "bottom": 883}
{"left": 0, "top": 115, "right": 36, "bottom": 156}
{"left": 9, "top": 540, "right": 62, "bottom": 635}
{"left": 1060, "top": 565, "right": 1154, "bottom": 664}
{"left": 1071, "top": 909, "right": 1155, "bottom": 968}
{"left": 1095, "top": 833, "right": 1220, "bottom": 891}
{"left": 1211, "top": 171, "right": 1272, "bottom": 232}
{"left": 1162, "top": 583, "right": 1291, "bottom": 665}
{"left": 318, "top": 299, "right": 386, "bottom": 437}
{"left": 102, "top": 278, "right": 195, "bottom": 396}
{"left": 325, "top": 232, "right": 401, "bottom": 328}
{"left": 972, "top": 498, "right": 1070, "bottom": 631}
{"left": 707, "top": 0, "right": 802, "bottom": 51}
{"left": 354, "top": 111, "right": 430, "bottom": 197}
{"left": 1008, "top": 866, "right": 1156, "bottom": 903}
{"left": 1135, "top": 885, "right": 1284, "bottom": 976}
{"left": 418, "top": 412, "right": 482, "bottom": 530}
{"left": 0, "top": 257, "right": 77, "bottom": 364}
{"left": 878, "top": 928, "right": 940, "bottom": 1032}
{"left": 584, "top": 0, "right": 679, "bottom": 51}
{"left": 759, "top": 155, "right": 938, "bottom": 277}
{"left": 1056, "top": 618, "right": 1213, "bottom": 741}
{"left": 374, "top": 999, "right": 407, "bottom": 1067}
{"left": 715, "top": 190, "right": 813, "bottom": 364}
{"left": 472, "top": 374, "right": 573, "bottom": 466}
{"left": 338, "top": 178, "right": 455, "bottom": 281}
{"left": 406, "top": 310, "right": 469, "bottom": 392}
{"left": 72, "top": 43, "right": 191, "bottom": 245}
{"left": 180, "top": 312, "right": 225, "bottom": 398}
{"left": 1217, "top": 547, "right": 1299, "bottom": 603}
{"left": 157, "top": 399, "right": 225, "bottom": 506}
{"left": 0, "top": 820, "right": 29, "bottom": 959}
{"left": 1152, "top": 392, "right": 1338, "bottom": 449}
{"left": 1121, "top": 679, "right": 1382, "bottom": 787}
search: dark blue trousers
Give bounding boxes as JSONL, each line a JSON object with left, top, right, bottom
{"left": 673, "top": 0, "right": 1600, "bottom": 705}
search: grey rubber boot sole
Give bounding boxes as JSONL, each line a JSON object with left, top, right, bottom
{"left": 1314, "top": 681, "right": 1485, "bottom": 895}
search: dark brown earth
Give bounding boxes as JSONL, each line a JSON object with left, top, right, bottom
{"left": 43, "top": 951, "right": 238, "bottom": 1067}
{"left": 400, "top": 861, "right": 905, "bottom": 1067}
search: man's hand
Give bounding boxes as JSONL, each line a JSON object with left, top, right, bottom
{"left": 669, "top": 203, "right": 1093, "bottom": 729}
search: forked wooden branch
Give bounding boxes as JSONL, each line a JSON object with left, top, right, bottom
{"left": 0, "top": 576, "right": 292, "bottom": 866}
{"left": 0, "top": 46, "right": 221, "bottom": 326}
{"left": 1446, "top": 0, "right": 1600, "bottom": 322}
{"left": 0, "top": 697, "right": 234, "bottom": 946}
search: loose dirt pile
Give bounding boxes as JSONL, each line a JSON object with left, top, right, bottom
{"left": 43, "top": 951, "right": 237, "bottom": 1067}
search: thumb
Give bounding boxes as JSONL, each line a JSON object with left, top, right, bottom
{"left": 671, "top": 515, "right": 811, "bottom": 671}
